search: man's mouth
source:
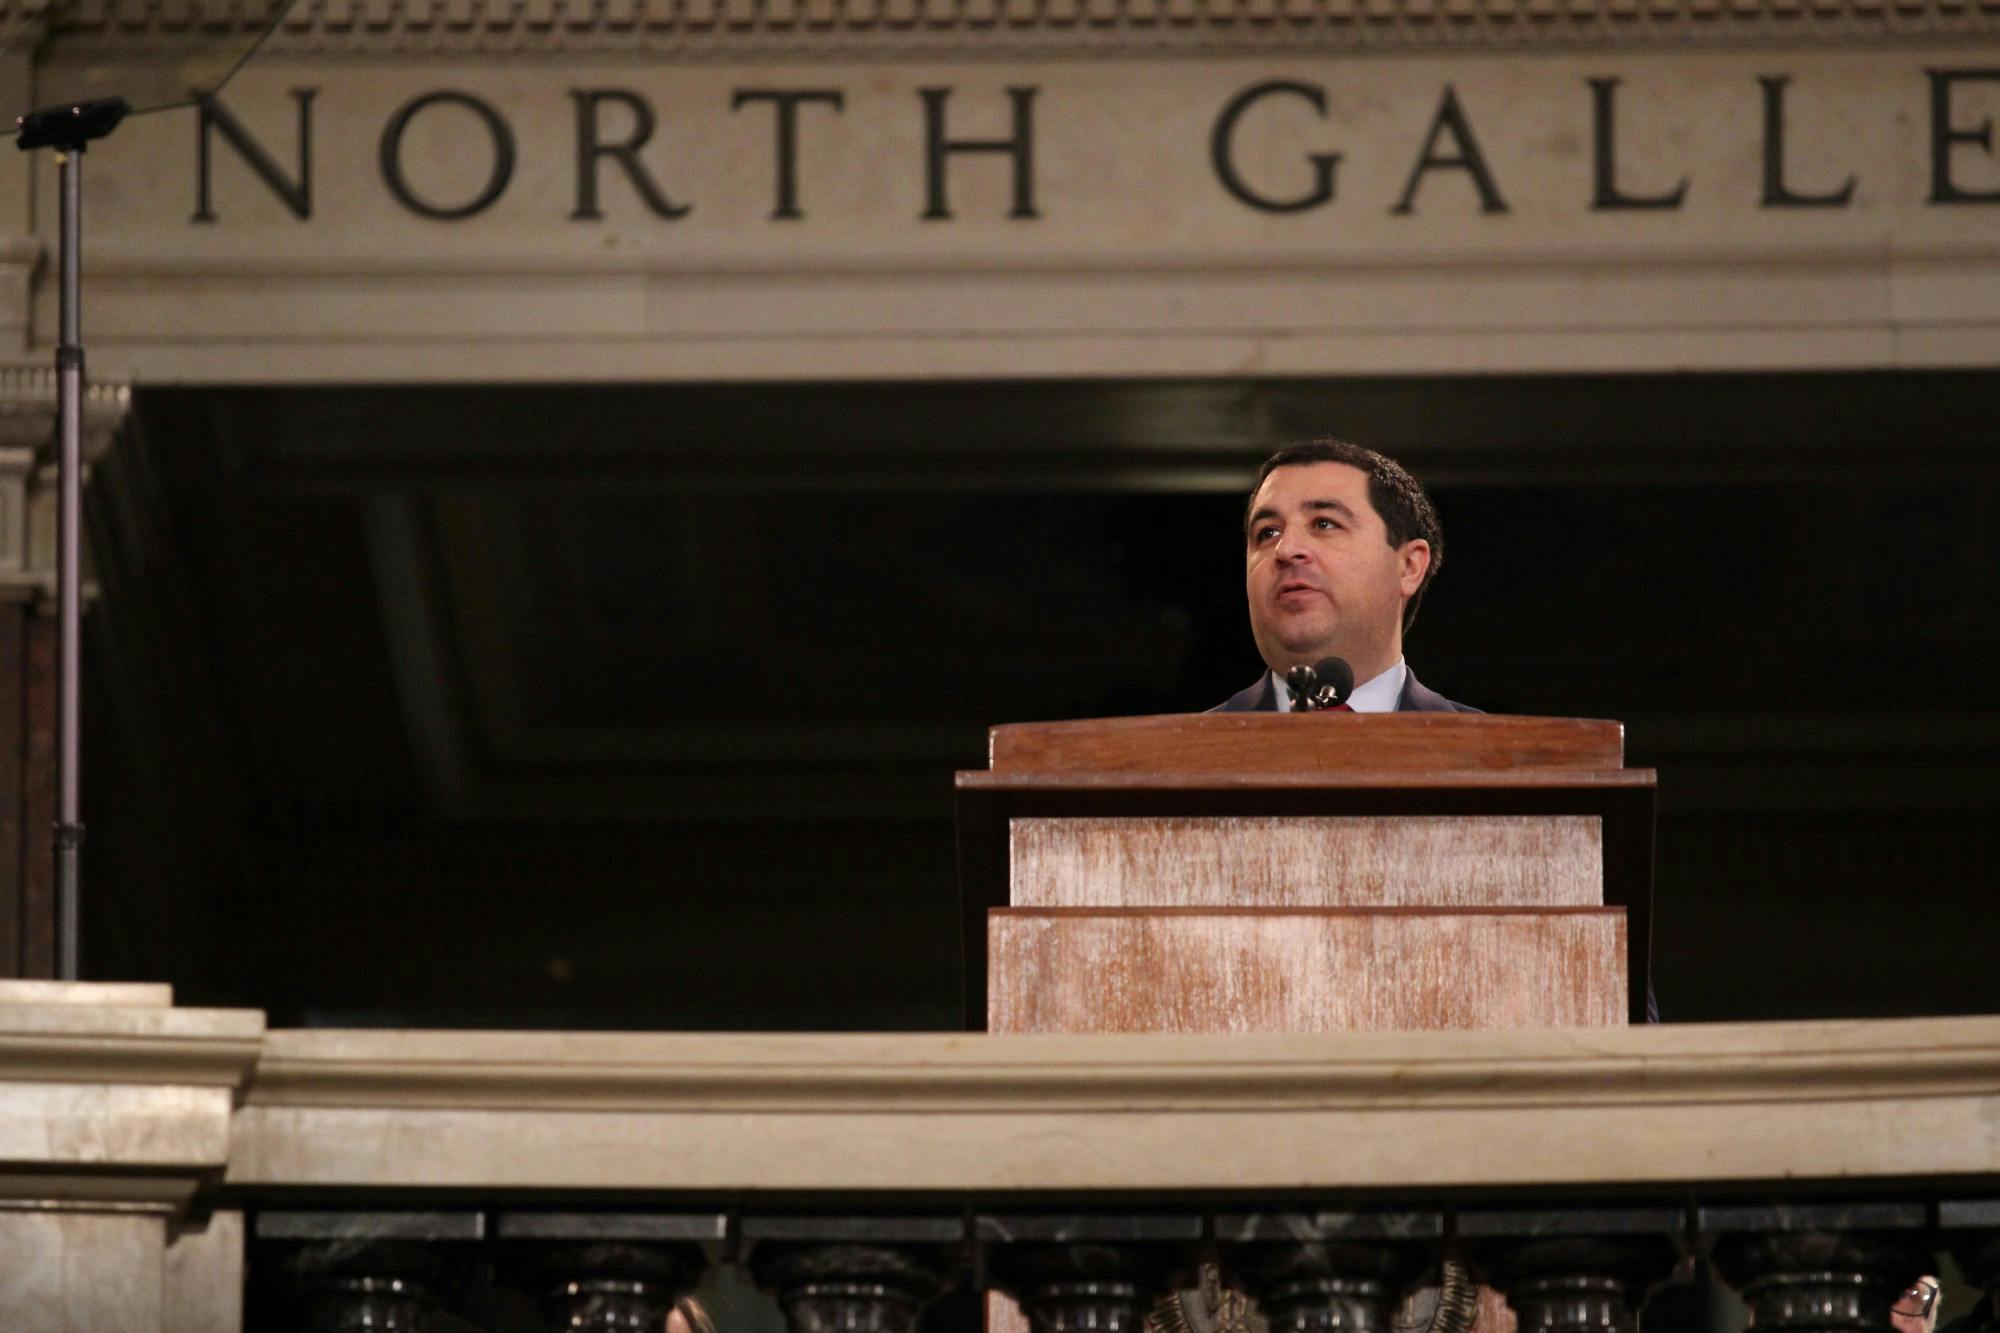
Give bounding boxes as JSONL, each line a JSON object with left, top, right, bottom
{"left": 1276, "top": 580, "right": 1319, "bottom": 599}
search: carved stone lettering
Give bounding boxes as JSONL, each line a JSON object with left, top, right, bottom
{"left": 571, "top": 88, "right": 691, "bottom": 221}
{"left": 1588, "top": 77, "right": 1687, "bottom": 211}
{"left": 1391, "top": 86, "right": 1509, "bottom": 216}
{"left": 192, "top": 89, "right": 316, "bottom": 223}
{"left": 1928, "top": 68, "right": 2000, "bottom": 205}
{"left": 730, "top": 89, "right": 846, "bottom": 221}
{"left": 179, "top": 69, "right": 1996, "bottom": 229}
{"left": 1760, "top": 76, "right": 1856, "bottom": 208}
{"left": 379, "top": 91, "right": 518, "bottom": 221}
{"left": 1210, "top": 80, "right": 1342, "bottom": 214}
{"left": 918, "top": 86, "right": 1039, "bottom": 221}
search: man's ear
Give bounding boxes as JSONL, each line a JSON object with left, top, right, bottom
{"left": 1398, "top": 540, "right": 1431, "bottom": 597}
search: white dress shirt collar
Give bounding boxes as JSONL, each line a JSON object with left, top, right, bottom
{"left": 1269, "top": 658, "right": 1407, "bottom": 713}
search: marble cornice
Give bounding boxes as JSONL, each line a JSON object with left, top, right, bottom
{"left": 227, "top": 1017, "right": 2000, "bottom": 1193}
{"left": 243, "top": 1017, "right": 2000, "bottom": 1113}
{"left": 0, "top": 992, "right": 263, "bottom": 1214}
{"left": 18, "top": 0, "right": 1998, "bottom": 58}
{"left": 0, "top": 999, "right": 267, "bottom": 1090}
{"left": 5, "top": 994, "right": 1993, "bottom": 1198}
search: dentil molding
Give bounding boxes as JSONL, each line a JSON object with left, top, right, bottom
{"left": 12, "top": 0, "right": 1997, "bottom": 59}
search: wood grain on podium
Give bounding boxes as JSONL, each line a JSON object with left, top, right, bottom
{"left": 1009, "top": 815, "right": 1601, "bottom": 909}
{"left": 988, "top": 907, "right": 1626, "bottom": 1035}
{"left": 990, "top": 713, "right": 1624, "bottom": 775}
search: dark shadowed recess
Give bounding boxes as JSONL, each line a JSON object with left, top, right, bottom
{"left": 80, "top": 372, "right": 2000, "bottom": 1029}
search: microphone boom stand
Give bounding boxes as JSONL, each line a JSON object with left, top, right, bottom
{"left": 15, "top": 95, "right": 129, "bottom": 981}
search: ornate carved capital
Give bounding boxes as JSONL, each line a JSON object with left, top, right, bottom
{"left": 0, "top": 361, "right": 131, "bottom": 603}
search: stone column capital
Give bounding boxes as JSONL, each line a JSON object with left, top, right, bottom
{"left": 0, "top": 360, "right": 131, "bottom": 604}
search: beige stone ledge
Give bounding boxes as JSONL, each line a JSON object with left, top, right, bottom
{"left": 0, "top": 981, "right": 174, "bottom": 1007}
{"left": 242, "top": 1017, "right": 2000, "bottom": 1110}
{"left": 74, "top": 322, "right": 2000, "bottom": 384}
{"left": 39, "top": 248, "right": 2000, "bottom": 381}
{"left": 0, "top": 996, "right": 262, "bottom": 1219}
{"left": 0, "top": 1172, "right": 212, "bottom": 1212}
{"left": 2, "top": 999, "right": 1995, "bottom": 1197}
{"left": 60, "top": 241, "right": 2000, "bottom": 279}
{"left": 0, "top": 984, "right": 252, "bottom": 1331}
{"left": 227, "top": 1016, "right": 2000, "bottom": 1193}
{"left": 0, "top": 1001, "right": 265, "bottom": 1088}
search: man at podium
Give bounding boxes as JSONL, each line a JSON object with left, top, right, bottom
{"left": 1213, "top": 439, "right": 1478, "bottom": 715}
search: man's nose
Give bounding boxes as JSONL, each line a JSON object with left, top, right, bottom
{"left": 1273, "top": 526, "right": 1307, "bottom": 561}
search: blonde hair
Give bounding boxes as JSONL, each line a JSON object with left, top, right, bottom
{"left": 670, "top": 1295, "right": 719, "bottom": 1333}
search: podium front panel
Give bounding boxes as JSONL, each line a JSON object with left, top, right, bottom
{"left": 1009, "top": 814, "right": 1602, "bottom": 909}
{"left": 988, "top": 906, "right": 1626, "bottom": 1035}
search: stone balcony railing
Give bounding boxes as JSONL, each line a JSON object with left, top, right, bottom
{"left": 2, "top": 978, "right": 1997, "bottom": 1331}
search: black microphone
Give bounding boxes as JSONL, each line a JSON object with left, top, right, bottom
{"left": 1283, "top": 656, "right": 1355, "bottom": 711}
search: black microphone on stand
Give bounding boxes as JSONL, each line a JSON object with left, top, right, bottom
{"left": 1283, "top": 656, "right": 1355, "bottom": 711}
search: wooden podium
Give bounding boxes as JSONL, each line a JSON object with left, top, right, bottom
{"left": 956, "top": 711, "right": 1656, "bottom": 1034}
{"left": 957, "top": 713, "right": 1655, "bottom": 1333}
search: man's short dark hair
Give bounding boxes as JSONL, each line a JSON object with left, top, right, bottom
{"left": 1245, "top": 438, "right": 1444, "bottom": 632}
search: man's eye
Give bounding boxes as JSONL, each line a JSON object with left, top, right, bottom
{"left": 1253, "top": 525, "right": 1279, "bottom": 543}
{"left": 1313, "top": 516, "right": 1340, "bottom": 530}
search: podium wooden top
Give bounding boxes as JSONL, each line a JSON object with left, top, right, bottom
{"left": 988, "top": 713, "right": 1625, "bottom": 775}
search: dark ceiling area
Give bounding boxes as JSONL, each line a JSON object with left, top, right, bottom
{"left": 78, "top": 372, "right": 2000, "bottom": 1030}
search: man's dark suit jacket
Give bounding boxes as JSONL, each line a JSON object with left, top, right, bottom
{"left": 1210, "top": 669, "right": 1479, "bottom": 714}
